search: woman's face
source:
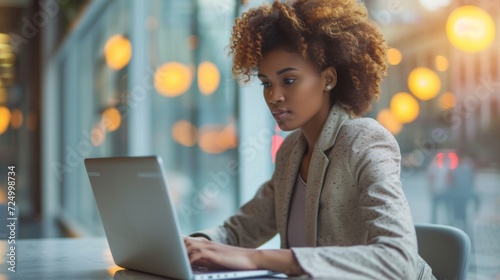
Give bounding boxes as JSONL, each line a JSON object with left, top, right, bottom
{"left": 257, "top": 49, "right": 336, "bottom": 132}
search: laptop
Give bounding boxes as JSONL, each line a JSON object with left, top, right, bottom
{"left": 84, "top": 156, "right": 281, "bottom": 280}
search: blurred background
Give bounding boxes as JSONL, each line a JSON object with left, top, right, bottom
{"left": 0, "top": 0, "right": 498, "bottom": 279}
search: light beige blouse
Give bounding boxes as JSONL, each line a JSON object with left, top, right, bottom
{"left": 287, "top": 174, "right": 308, "bottom": 248}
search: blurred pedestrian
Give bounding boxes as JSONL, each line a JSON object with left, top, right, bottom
{"left": 449, "top": 156, "right": 480, "bottom": 231}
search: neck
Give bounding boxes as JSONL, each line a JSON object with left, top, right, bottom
{"left": 301, "top": 105, "right": 331, "bottom": 154}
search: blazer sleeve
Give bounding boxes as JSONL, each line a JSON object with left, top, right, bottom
{"left": 291, "top": 120, "right": 420, "bottom": 279}
{"left": 189, "top": 174, "right": 278, "bottom": 248}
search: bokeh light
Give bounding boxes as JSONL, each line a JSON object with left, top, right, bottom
{"left": 438, "top": 92, "right": 456, "bottom": 110}
{"left": 408, "top": 67, "right": 441, "bottom": 101}
{"left": 446, "top": 5, "right": 495, "bottom": 53}
{"left": 0, "top": 33, "right": 9, "bottom": 44}
{"left": 198, "top": 125, "right": 226, "bottom": 154}
{"left": 101, "top": 107, "right": 122, "bottom": 132}
{"left": 377, "top": 109, "right": 403, "bottom": 135}
{"left": 390, "top": 92, "right": 420, "bottom": 124}
{"left": 435, "top": 55, "right": 449, "bottom": 72}
{"left": 104, "top": 35, "right": 132, "bottom": 70}
{"left": 387, "top": 48, "right": 402, "bottom": 66}
{"left": 0, "top": 106, "right": 11, "bottom": 134}
{"left": 217, "top": 124, "right": 238, "bottom": 150}
{"left": 10, "top": 109, "right": 23, "bottom": 129}
{"left": 172, "top": 120, "right": 197, "bottom": 147}
{"left": 197, "top": 61, "right": 220, "bottom": 95}
{"left": 154, "top": 62, "right": 192, "bottom": 97}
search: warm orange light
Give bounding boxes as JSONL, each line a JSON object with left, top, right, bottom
{"left": 154, "top": 62, "right": 192, "bottom": 97}
{"left": 101, "top": 107, "right": 122, "bottom": 132}
{"left": 376, "top": 109, "right": 403, "bottom": 135}
{"left": 0, "top": 33, "right": 9, "bottom": 44}
{"left": 172, "top": 120, "right": 198, "bottom": 147}
{"left": 0, "top": 43, "right": 14, "bottom": 54}
{"left": 10, "top": 109, "right": 22, "bottom": 129}
{"left": 107, "top": 265, "right": 124, "bottom": 276}
{"left": 0, "top": 106, "right": 11, "bottom": 134}
{"left": 435, "top": 55, "right": 449, "bottom": 72}
{"left": 387, "top": 48, "right": 402, "bottom": 66}
{"left": 0, "top": 52, "right": 15, "bottom": 64}
{"left": 390, "top": 92, "right": 420, "bottom": 124}
{"left": 217, "top": 124, "right": 238, "bottom": 150}
{"left": 446, "top": 5, "right": 495, "bottom": 53}
{"left": 198, "top": 126, "right": 226, "bottom": 154}
{"left": 408, "top": 67, "right": 441, "bottom": 101}
{"left": 197, "top": 61, "right": 220, "bottom": 95}
{"left": 438, "top": 92, "right": 456, "bottom": 110}
{"left": 104, "top": 35, "right": 132, "bottom": 70}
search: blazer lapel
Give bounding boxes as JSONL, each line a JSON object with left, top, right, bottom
{"left": 304, "top": 104, "right": 350, "bottom": 246}
{"left": 304, "top": 149, "right": 329, "bottom": 246}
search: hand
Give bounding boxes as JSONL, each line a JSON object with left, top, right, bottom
{"left": 183, "top": 236, "right": 259, "bottom": 270}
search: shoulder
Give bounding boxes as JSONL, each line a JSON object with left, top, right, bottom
{"left": 339, "top": 117, "right": 398, "bottom": 146}
{"left": 277, "top": 129, "right": 301, "bottom": 153}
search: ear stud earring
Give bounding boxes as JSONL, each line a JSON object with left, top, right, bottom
{"left": 326, "top": 85, "right": 332, "bottom": 90}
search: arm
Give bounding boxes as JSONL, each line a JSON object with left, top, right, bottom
{"left": 184, "top": 237, "right": 304, "bottom": 276}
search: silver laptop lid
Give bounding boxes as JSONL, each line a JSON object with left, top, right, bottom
{"left": 85, "top": 156, "right": 193, "bottom": 279}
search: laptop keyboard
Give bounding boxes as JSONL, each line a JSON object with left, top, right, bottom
{"left": 192, "top": 265, "right": 229, "bottom": 274}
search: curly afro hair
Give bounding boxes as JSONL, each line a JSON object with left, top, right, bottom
{"left": 229, "top": 0, "right": 388, "bottom": 116}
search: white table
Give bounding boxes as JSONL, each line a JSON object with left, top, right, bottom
{"left": 0, "top": 238, "right": 291, "bottom": 279}
{"left": 0, "top": 238, "right": 124, "bottom": 279}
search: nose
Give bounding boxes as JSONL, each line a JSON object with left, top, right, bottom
{"left": 267, "top": 88, "right": 284, "bottom": 104}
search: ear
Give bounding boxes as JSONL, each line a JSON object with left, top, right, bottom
{"left": 322, "top": 67, "right": 337, "bottom": 91}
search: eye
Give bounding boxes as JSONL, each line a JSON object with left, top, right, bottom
{"left": 284, "top": 78, "right": 296, "bottom": 85}
{"left": 260, "top": 81, "right": 271, "bottom": 88}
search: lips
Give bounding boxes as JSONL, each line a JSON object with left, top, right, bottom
{"left": 271, "top": 109, "right": 290, "bottom": 121}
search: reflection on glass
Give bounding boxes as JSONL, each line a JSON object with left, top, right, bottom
{"left": 387, "top": 48, "right": 402, "bottom": 66}
{"left": 435, "top": 55, "right": 449, "bottom": 72}
{"left": 104, "top": 35, "right": 132, "bottom": 70}
{"left": 408, "top": 67, "right": 441, "bottom": 101}
{"left": 446, "top": 5, "right": 495, "bottom": 53}
{"left": 102, "top": 107, "right": 122, "bottom": 132}
{"left": 0, "top": 106, "right": 11, "bottom": 135}
{"left": 438, "top": 92, "right": 456, "bottom": 111}
{"left": 197, "top": 61, "right": 220, "bottom": 95}
{"left": 377, "top": 109, "right": 403, "bottom": 135}
{"left": 198, "top": 125, "right": 226, "bottom": 154}
{"left": 390, "top": 92, "right": 420, "bottom": 124}
{"left": 154, "top": 62, "right": 192, "bottom": 97}
{"left": 10, "top": 109, "right": 23, "bottom": 130}
{"left": 172, "top": 120, "right": 198, "bottom": 147}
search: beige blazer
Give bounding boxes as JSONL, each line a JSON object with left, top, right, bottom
{"left": 192, "top": 103, "right": 434, "bottom": 279}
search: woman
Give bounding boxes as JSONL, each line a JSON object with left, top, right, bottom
{"left": 184, "top": 0, "right": 434, "bottom": 278}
